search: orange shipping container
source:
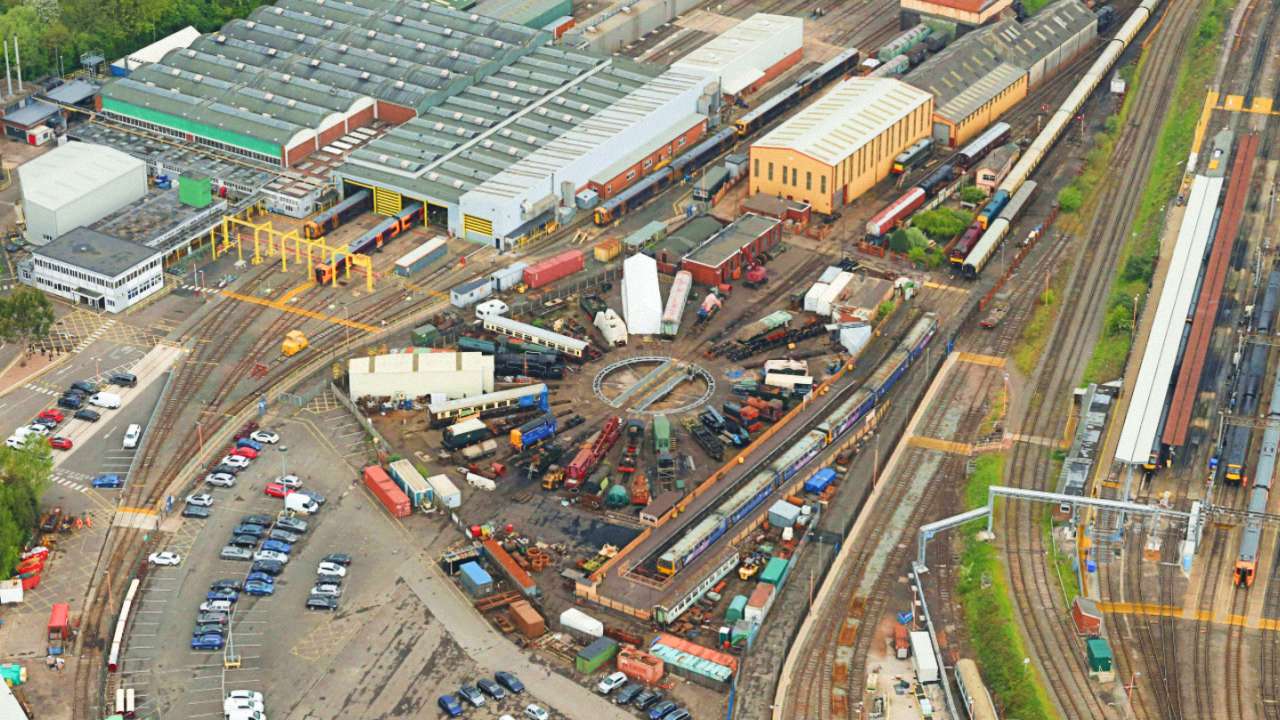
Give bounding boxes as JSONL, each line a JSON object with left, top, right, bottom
{"left": 509, "top": 600, "right": 546, "bottom": 639}
{"left": 482, "top": 539, "right": 537, "bottom": 595}
{"left": 617, "top": 645, "right": 664, "bottom": 684}
{"left": 594, "top": 238, "right": 621, "bottom": 262}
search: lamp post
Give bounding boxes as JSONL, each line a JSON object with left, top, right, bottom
{"left": 279, "top": 444, "right": 288, "bottom": 480}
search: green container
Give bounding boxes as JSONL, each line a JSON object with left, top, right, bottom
{"left": 653, "top": 415, "right": 671, "bottom": 453}
{"left": 412, "top": 324, "right": 439, "bottom": 347}
{"left": 1086, "top": 637, "right": 1113, "bottom": 672}
{"left": 575, "top": 637, "right": 618, "bottom": 674}
{"left": 178, "top": 175, "right": 213, "bottom": 208}
{"left": 726, "top": 595, "right": 747, "bottom": 623}
{"left": 760, "top": 557, "right": 789, "bottom": 586}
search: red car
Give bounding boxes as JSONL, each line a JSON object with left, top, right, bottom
{"left": 232, "top": 446, "right": 259, "bottom": 460}
{"left": 38, "top": 409, "right": 64, "bottom": 423}
{"left": 264, "top": 483, "right": 290, "bottom": 498}
{"left": 48, "top": 437, "right": 73, "bottom": 450}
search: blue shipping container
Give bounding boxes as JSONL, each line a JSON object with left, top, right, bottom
{"left": 804, "top": 468, "right": 838, "bottom": 494}
{"left": 459, "top": 561, "right": 494, "bottom": 597}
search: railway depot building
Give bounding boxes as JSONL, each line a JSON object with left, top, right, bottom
{"left": 747, "top": 78, "right": 933, "bottom": 214}
{"left": 905, "top": 0, "right": 1096, "bottom": 146}
{"left": 669, "top": 13, "right": 804, "bottom": 103}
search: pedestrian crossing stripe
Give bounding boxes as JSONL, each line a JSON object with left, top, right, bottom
{"left": 51, "top": 476, "right": 88, "bottom": 493}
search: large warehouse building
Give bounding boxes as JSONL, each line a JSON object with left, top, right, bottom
{"left": 18, "top": 143, "right": 148, "bottom": 246}
{"left": 748, "top": 78, "right": 933, "bottom": 214}
{"left": 905, "top": 0, "right": 1096, "bottom": 146}
{"left": 348, "top": 351, "right": 495, "bottom": 401}
{"left": 900, "top": 0, "right": 1013, "bottom": 29}
{"left": 670, "top": 13, "right": 803, "bottom": 102}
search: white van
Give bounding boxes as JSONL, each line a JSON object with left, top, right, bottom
{"left": 284, "top": 493, "right": 318, "bottom": 515}
{"left": 89, "top": 392, "right": 122, "bottom": 409}
{"left": 123, "top": 424, "right": 142, "bottom": 449}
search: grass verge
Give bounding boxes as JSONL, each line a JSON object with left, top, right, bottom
{"left": 1080, "top": 0, "right": 1231, "bottom": 384}
{"left": 1012, "top": 276, "right": 1066, "bottom": 376}
{"left": 958, "top": 454, "right": 1057, "bottom": 720}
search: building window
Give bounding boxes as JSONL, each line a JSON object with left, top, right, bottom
{"left": 805, "top": 172, "right": 811, "bottom": 191}
{"left": 781, "top": 165, "right": 787, "bottom": 185}
{"left": 754, "top": 158, "right": 760, "bottom": 177}
{"left": 626, "top": 170, "right": 636, "bottom": 181}
{"left": 643, "top": 158, "right": 653, "bottom": 169}
{"left": 768, "top": 162, "right": 774, "bottom": 181}
{"left": 677, "top": 136, "right": 686, "bottom": 147}
{"left": 820, "top": 175, "right": 826, "bottom": 194}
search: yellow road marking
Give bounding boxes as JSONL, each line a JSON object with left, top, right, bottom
{"left": 955, "top": 352, "right": 1007, "bottom": 368}
{"left": 277, "top": 281, "right": 315, "bottom": 304}
{"left": 117, "top": 506, "right": 157, "bottom": 515}
{"left": 218, "top": 289, "right": 379, "bottom": 333}
{"left": 907, "top": 435, "right": 974, "bottom": 455}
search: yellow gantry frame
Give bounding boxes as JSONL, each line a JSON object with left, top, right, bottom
{"left": 211, "top": 211, "right": 376, "bottom": 292}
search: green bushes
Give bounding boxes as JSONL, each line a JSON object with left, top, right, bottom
{"left": 1057, "top": 186, "right": 1083, "bottom": 213}
{"left": 912, "top": 208, "right": 973, "bottom": 241}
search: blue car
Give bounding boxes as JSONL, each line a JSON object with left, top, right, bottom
{"left": 92, "top": 474, "right": 123, "bottom": 489}
{"left": 190, "top": 633, "right": 224, "bottom": 651}
{"left": 206, "top": 589, "right": 238, "bottom": 603}
{"left": 437, "top": 694, "right": 464, "bottom": 718}
{"left": 235, "top": 438, "right": 263, "bottom": 452}
{"left": 244, "top": 580, "right": 274, "bottom": 596}
{"left": 245, "top": 571, "right": 274, "bottom": 584}
{"left": 260, "top": 539, "right": 292, "bottom": 555}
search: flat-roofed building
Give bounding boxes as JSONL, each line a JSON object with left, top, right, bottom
{"left": 22, "top": 228, "right": 163, "bottom": 312}
{"left": 347, "top": 351, "right": 495, "bottom": 401}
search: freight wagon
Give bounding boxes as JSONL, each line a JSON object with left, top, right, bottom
{"left": 364, "top": 465, "right": 411, "bottom": 518}
{"left": 662, "top": 271, "right": 693, "bottom": 337}
{"left": 523, "top": 250, "right": 584, "bottom": 289}
{"left": 866, "top": 188, "right": 926, "bottom": 238}
{"left": 443, "top": 417, "right": 493, "bottom": 450}
{"left": 387, "top": 458, "right": 432, "bottom": 508}
{"left": 394, "top": 236, "right": 447, "bottom": 277}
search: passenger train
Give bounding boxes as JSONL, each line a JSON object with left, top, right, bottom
{"left": 1236, "top": 275, "right": 1280, "bottom": 587}
{"left": 655, "top": 313, "right": 938, "bottom": 576}
{"left": 1221, "top": 271, "right": 1280, "bottom": 484}
{"left": 314, "top": 202, "right": 423, "bottom": 283}
{"left": 302, "top": 190, "right": 372, "bottom": 239}
{"left": 955, "top": 659, "right": 998, "bottom": 720}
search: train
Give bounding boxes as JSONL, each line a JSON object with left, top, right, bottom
{"left": 302, "top": 190, "right": 371, "bottom": 239}
{"left": 892, "top": 138, "right": 934, "bottom": 175}
{"left": 458, "top": 335, "right": 556, "bottom": 357}
{"left": 510, "top": 413, "right": 558, "bottom": 452}
{"left": 655, "top": 312, "right": 938, "bottom": 576}
{"left": 1236, "top": 278, "right": 1280, "bottom": 586}
{"left": 949, "top": 225, "right": 983, "bottom": 266}
{"left": 427, "top": 384, "right": 550, "bottom": 427}
{"left": 733, "top": 48, "right": 861, "bottom": 137}
{"left": 496, "top": 352, "right": 564, "bottom": 380}
{"left": 866, "top": 162, "right": 961, "bottom": 241}
{"left": 1220, "top": 270, "right": 1280, "bottom": 484}
{"left": 315, "top": 202, "right": 423, "bottom": 283}
{"left": 975, "top": 189, "right": 1010, "bottom": 230}
{"left": 955, "top": 659, "right": 998, "bottom": 720}
{"left": 959, "top": 181, "right": 1037, "bottom": 278}
{"left": 963, "top": 0, "right": 1163, "bottom": 277}
{"left": 955, "top": 122, "right": 1011, "bottom": 169}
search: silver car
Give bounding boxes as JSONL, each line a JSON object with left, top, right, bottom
{"left": 220, "top": 546, "right": 253, "bottom": 561}
{"left": 254, "top": 549, "right": 289, "bottom": 564}
{"left": 268, "top": 528, "right": 300, "bottom": 543}
{"left": 205, "top": 473, "right": 236, "bottom": 488}
{"left": 310, "top": 583, "right": 342, "bottom": 597}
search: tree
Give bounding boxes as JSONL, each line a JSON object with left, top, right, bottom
{"left": 0, "top": 437, "right": 52, "bottom": 575}
{"left": 907, "top": 245, "right": 927, "bottom": 266}
{"left": 904, "top": 227, "right": 929, "bottom": 250}
{"left": 1058, "top": 185, "right": 1084, "bottom": 213}
{"left": 876, "top": 300, "right": 896, "bottom": 320}
{"left": 960, "top": 185, "right": 989, "bottom": 204}
{"left": 888, "top": 228, "right": 911, "bottom": 254}
{"left": 912, "top": 208, "right": 972, "bottom": 241}
{"left": 0, "top": 288, "right": 55, "bottom": 352}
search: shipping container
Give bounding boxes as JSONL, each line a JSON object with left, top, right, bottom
{"left": 910, "top": 631, "right": 939, "bottom": 682}
{"left": 509, "top": 599, "right": 546, "bottom": 639}
{"left": 490, "top": 262, "right": 529, "bottom": 292}
{"left": 803, "top": 283, "right": 828, "bottom": 313}
{"left": 759, "top": 556, "right": 789, "bottom": 586}
{"left": 804, "top": 467, "right": 838, "bottom": 494}
{"left": 576, "top": 637, "right": 619, "bottom": 674}
{"left": 451, "top": 278, "right": 492, "bottom": 308}
{"left": 653, "top": 415, "right": 671, "bottom": 453}
{"left": 482, "top": 539, "right": 538, "bottom": 598}
{"left": 560, "top": 607, "right": 605, "bottom": 639}
{"left": 693, "top": 166, "right": 730, "bottom": 201}
{"left": 661, "top": 270, "right": 693, "bottom": 337}
{"left": 394, "top": 236, "right": 448, "bottom": 276}
{"left": 426, "top": 473, "right": 462, "bottom": 508}
{"left": 411, "top": 324, "right": 439, "bottom": 347}
{"left": 817, "top": 272, "right": 854, "bottom": 316}
{"left": 387, "top": 458, "right": 432, "bottom": 508}
{"left": 744, "top": 583, "right": 774, "bottom": 623}
{"left": 726, "top": 595, "right": 748, "bottom": 623}
{"left": 458, "top": 561, "right": 494, "bottom": 597}
{"left": 768, "top": 499, "right": 801, "bottom": 528}
{"left": 523, "top": 249, "right": 585, "bottom": 289}
{"left": 594, "top": 238, "right": 622, "bottom": 262}
{"left": 363, "top": 465, "right": 411, "bottom": 518}
{"left": 617, "top": 645, "right": 665, "bottom": 684}
{"left": 1087, "top": 637, "right": 1113, "bottom": 673}
{"left": 894, "top": 625, "right": 910, "bottom": 659}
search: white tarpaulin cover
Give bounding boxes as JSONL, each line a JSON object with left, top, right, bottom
{"left": 622, "top": 253, "right": 663, "bottom": 335}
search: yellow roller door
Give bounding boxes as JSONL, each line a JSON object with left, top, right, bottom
{"left": 373, "top": 187, "right": 402, "bottom": 216}
{"left": 463, "top": 214, "right": 493, "bottom": 237}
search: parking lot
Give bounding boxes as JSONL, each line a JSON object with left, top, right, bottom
{"left": 114, "top": 405, "right": 600, "bottom": 719}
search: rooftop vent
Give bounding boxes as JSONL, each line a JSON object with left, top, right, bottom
{"left": 267, "top": 48, "right": 278, "bottom": 56}
{"left": 360, "top": 71, "right": 370, "bottom": 80}
{"left": 490, "top": 91, "right": 499, "bottom": 99}
{"left": 434, "top": 122, "right": 444, "bottom": 131}
{"left": 282, "top": 73, "right": 292, "bottom": 81}
{"left": 438, "top": 69, "right": 448, "bottom": 77}
{"left": 470, "top": 14, "right": 479, "bottom": 21}
{"left": 453, "top": 179, "right": 463, "bottom": 188}
{"left": 287, "top": 99, "right": 296, "bottom": 107}
{"left": 324, "top": 19, "right": 333, "bottom": 27}
{"left": 193, "top": 74, "right": 204, "bottom": 82}
{"left": 399, "top": 159, "right": 411, "bottom": 169}
{"left": 453, "top": 112, "right": 461, "bottom": 120}
{"left": 379, "top": 154, "right": 389, "bottom": 163}
{"left": 338, "top": 44, "right": 348, "bottom": 52}
{"left": 483, "top": 140, "right": 492, "bottom": 148}
{"left": 449, "top": 50, "right": 459, "bottom": 59}
{"left": 580, "top": 103, "right": 588, "bottom": 112}
{"left": 428, "top": 172, "right": 439, "bottom": 180}
{"left": 394, "top": 80, "right": 405, "bottom": 89}
{"left": 186, "top": 49, "right": 196, "bottom": 58}
{"left": 416, "top": 42, "right": 426, "bottom": 51}
{"left": 310, "top": 58, "right": 320, "bottom": 67}
{"left": 273, "top": 6, "right": 282, "bottom": 13}
{"left": 367, "top": 30, "right": 376, "bottom": 38}
{"left": 393, "top": 15, "right": 403, "bottom": 24}
{"left": 443, "top": 28, "right": 453, "bottom": 36}
{"left": 493, "top": 40, "right": 503, "bottom": 48}
{"left": 296, "top": 33, "right": 305, "bottom": 41}
{"left": 264, "top": 92, "right": 275, "bottom": 101}
{"left": 389, "top": 57, "right": 399, "bottom": 65}
{"left": 170, "top": 68, "right": 181, "bottom": 76}
{"left": 246, "top": 20, "right": 256, "bottom": 28}
{"left": 216, "top": 34, "right": 226, "bottom": 42}
{"left": 235, "top": 62, "right": 245, "bottom": 70}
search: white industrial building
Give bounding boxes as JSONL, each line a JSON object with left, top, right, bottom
{"left": 622, "top": 253, "right": 662, "bottom": 335}
{"left": 347, "top": 351, "right": 495, "bottom": 402}
{"left": 18, "top": 142, "right": 147, "bottom": 246}
{"left": 671, "top": 13, "right": 804, "bottom": 99}
{"left": 23, "top": 228, "right": 163, "bottom": 312}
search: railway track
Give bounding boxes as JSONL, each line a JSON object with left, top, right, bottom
{"left": 1259, "top": 528, "right": 1280, "bottom": 719}
{"left": 995, "top": 0, "right": 1201, "bottom": 715}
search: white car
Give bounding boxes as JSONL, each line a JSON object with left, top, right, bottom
{"left": 205, "top": 473, "right": 236, "bottom": 488}
{"left": 250, "top": 430, "right": 279, "bottom": 444}
{"left": 226, "top": 710, "right": 265, "bottom": 720}
{"left": 224, "top": 697, "right": 265, "bottom": 714}
{"left": 148, "top": 551, "right": 181, "bottom": 566}
{"left": 201, "top": 599, "right": 232, "bottom": 613}
{"left": 310, "top": 584, "right": 341, "bottom": 597}
{"left": 316, "top": 562, "right": 347, "bottom": 577}
{"left": 221, "top": 455, "right": 251, "bottom": 469}
{"left": 227, "top": 690, "right": 264, "bottom": 705}
{"left": 5, "top": 436, "right": 26, "bottom": 449}
{"left": 122, "top": 424, "right": 142, "bottom": 449}
{"left": 524, "top": 704, "right": 550, "bottom": 720}
{"left": 273, "top": 474, "right": 302, "bottom": 489}
{"left": 186, "top": 493, "right": 214, "bottom": 507}
{"left": 23, "top": 424, "right": 50, "bottom": 437}
{"left": 596, "top": 671, "right": 627, "bottom": 694}
{"left": 88, "top": 392, "right": 121, "bottom": 409}
{"left": 254, "top": 550, "right": 289, "bottom": 564}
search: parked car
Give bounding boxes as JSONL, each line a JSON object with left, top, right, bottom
{"left": 665, "top": 709, "right": 691, "bottom": 720}
{"left": 220, "top": 455, "right": 251, "bottom": 469}
{"left": 186, "top": 493, "right": 214, "bottom": 507}
{"left": 241, "top": 514, "right": 273, "bottom": 527}
{"left": 220, "top": 546, "right": 253, "bottom": 561}
{"left": 614, "top": 683, "right": 643, "bottom": 705}
{"left": 205, "top": 473, "right": 236, "bottom": 487}
{"left": 70, "top": 380, "right": 97, "bottom": 394}
{"left": 317, "top": 573, "right": 343, "bottom": 586}
{"left": 477, "top": 678, "right": 506, "bottom": 700}
{"left": 206, "top": 589, "right": 238, "bottom": 603}
{"left": 56, "top": 395, "right": 83, "bottom": 410}
{"left": 437, "top": 694, "right": 464, "bottom": 718}
{"left": 251, "top": 560, "right": 285, "bottom": 577}
{"left": 306, "top": 595, "right": 338, "bottom": 611}
{"left": 275, "top": 516, "right": 308, "bottom": 534}
{"left": 48, "top": 436, "right": 72, "bottom": 450}
{"left": 231, "top": 446, "right": 258, "bottom": 460}
{"left": 648, "top": 700, "right": 678, "bottom": 720}
{"left": 317, "top": 561, "right": 347, "bottom": 577}
{"left": 37, "top": 409, "right": 64, "bottom": 423}
{"left": 261, "top": 539, "right": 292, "bottom": 555}
{"left": 88, "top": 392, "right": 121, "bottom": 409}
{"left": 193, "top": 623, "right": 224, "bottom": 636}
{"left": 73, "top": 408, "right": 100, "bottom": 422}
{"left": 633, "top": 689, "right": 662, "bottom": 710}
{"left": 597, "top": 671, "right": 627, "bottom": 695}
{"left": 295, "top": 488, "right": 325, "bottom": 506}
{"left": 458, "top": 684, "right": 485, "bottom": 708}
{"left": 229, "top": 535, "right": 260, "bottom": 549}
{"left": 191, "top": 633, "right": 225, "bottom": 651}
{"left": 254, "top": 550, "right": 288, "bottom": 564}
{"left": 21, "top": 424, "right": 49, "bottom": 437}
{"left": 109, "top": 372, "right": 137, "bottom": 387}
{"left": 244, "top": 580, "right": 274, "bottom": 596}
{"left": 92, "top": 474, "right": 123, "bottom": 489}
{"left": 213, "top": 464, "right": 242, "bottom": 476}
{"left": 250, "top": 430, "right": 279, "bottom": 444}
{"left": 232, "top": 524, "right": 266, "bottom": 537}
{"left": 148, "top": 551, "right": 181, "bottom": 566}
{"left": 196, "top": 612, "right": 228, "bottom": 625}
{"left": 309, "top": 583, "right": 341, "bottom": 597}
{"left": 31, "top": 417, "right": 58, "bottom": 429}
{"left": 273, "top": 474, "right": 302, "bottom": 489}
{"left": 200, "top": 600, "right": 232, "bottom": 613}
{"left": 268, "top": 528, "right": 300, "bottom": 543}
{"left": 245, "top": 571, "right": 275, "bottom": 585}
{"left": 122, "top": 424, "right": 142, "bottom": 449}
{"left": 263, "top": 483, "right": 290, "bottom": 498}
{"left": 495, "top": 671, "right": 525, "bottom": 695}
{"left": 524, "top": 705, "right": 550, "bottom": 720}
{"left": 182, "top": 505, "right": 211, "bottom": 519}
{"left": 226, "top": 691, "right": 263, "bottom": 705}
{"left": 322, "top": 553, "right": 352, "bottom": 567}
{"left": 235, "top": 438, "right": 263, "bottom": 452}
{"left": 210, "top": 579, "right": 243, "bottom": 592}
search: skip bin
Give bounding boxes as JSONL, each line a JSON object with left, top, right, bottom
{"left": 412, "top": 324, "right": 439, "bottom": 347}
{"left": 760, "top": 557, "right": 788, "bottom": 586}
{"left": 575, "top": 637, "right": 619, "bottom": 674}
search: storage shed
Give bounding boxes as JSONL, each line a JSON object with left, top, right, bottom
{"left": 576, "top": 637, "right": 619, "bottom": 674}
{"left": 560, "top": 607, "right": 605, "bottom": 640}
{"left": 458, "top": 561, "right": 494, "bottom": 597}
{"left": 681, "top": 214, "right": 782, "bottom": 286}
{"left": 622, "top": 253, "right": 662, "bottom": 335}
{"left": 749, "top": 78, "right": 934, "bottom": 213}
{"left": 347, "top": 351, "right": 494, "bottom": 401}
{"left": 509, "top": 599, "right": 546, "bottom": 639}
{"left": 1086, "top": 637, "right": 1113, "bottom": 673}
{"left": 19, "top": 142, "right": 147, "bottom": 246}
{"left": 1073, "top": 596, "right": 1103, "bottom": 636}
